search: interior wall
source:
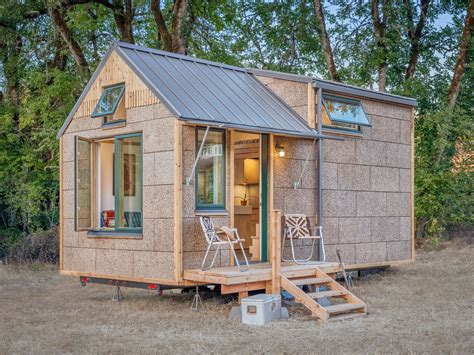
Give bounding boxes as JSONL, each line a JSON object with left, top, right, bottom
{"left": 100, "top": 142, "right": 114, "bottom": 211}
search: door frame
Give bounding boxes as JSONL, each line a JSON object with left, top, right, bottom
{"left": 260, "top": 133, "right": 269, "bottom": 262}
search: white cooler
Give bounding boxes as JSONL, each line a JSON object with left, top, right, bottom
{"left": 241, "top": 294, "right": 282, "bottom": 325}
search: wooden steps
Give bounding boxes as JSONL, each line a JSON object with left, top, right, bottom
{"left": 291, "top": 277, "right": 333, "bottom": 286}
{"left": 325, "top": 303, "right": 366, "bottom": 314}
{"left": 307, "top": 290, "right": 347, "bottom": 299}
{"left": 281, "top": 268, "right": 366, "bottom": 323}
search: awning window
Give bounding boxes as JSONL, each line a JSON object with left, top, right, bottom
{"left": 91, "top": 84, "right": 125, "bottom": 118}
{"left": 322, "top": 95, "right": 371, "bottom": 127}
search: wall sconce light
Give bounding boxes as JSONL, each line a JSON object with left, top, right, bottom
{"left": 275, "top": 144, "right": 285, "bottom": 157}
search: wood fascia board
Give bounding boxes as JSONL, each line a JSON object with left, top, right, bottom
{"left": 59, "top": 136, "right": 64, "bottom": 271}
{"left": 60, "top": 270, "right": 179, "bottom": 286}
{"left": 173, "top": 120, "right": 183, "bottom": 282}
{"left": 410, "top": 108, "right": 416, "bottom": 262}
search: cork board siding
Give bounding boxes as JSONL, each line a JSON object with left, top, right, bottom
{"left": 322, "top": 100, "right": 412, "bottom": 265}
{"left": 181, "top": 125, "right": 231, "bottom": 270}
{"left": 271, "top": 136, "right": 320, "bottom": 259}
{"left": 61, "top": 104, "right": 176, "bottom": 281}
{"left": 73, "top": 50, "right": 159, "bottom": 120}
{"left": 249, "top": 76, "right": 413, "bottom": 265}
{"left": 255, "top": 76, "right": 309, "bottom": 124}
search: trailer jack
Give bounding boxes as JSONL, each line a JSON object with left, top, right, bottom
{"left": 112, "top": 286, "right": 123, "bottom": 301}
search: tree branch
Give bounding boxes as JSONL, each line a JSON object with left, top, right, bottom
{"left": 405, "top": 0, "right": 430, "bottom": 80}
{"left": 313, "top": 0, "right": 340, "bottom": 81}
{"left": 448, "top": 0, "right": 474, "bottom": 108}
{"left": 150, "top": 0, "right": 173, "bottom": 51}
{"left": 171, "top": 0, "right": 189, "bottom": 54}
{"left": 47, "top": 6, "right": 90, "bottom": 77}
{"left": 372, "top": 0, "right": 388, "bottom": 91}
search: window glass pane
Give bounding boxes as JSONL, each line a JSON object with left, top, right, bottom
{"left": 76, "top": 138, "right": 92, "bottom": 230}
{"left": 92, "top": 84, "right": 125, "bottom": 117}
{"left": 323, "top": 96, "right": 371, "bottom": 127}
{"left": 197, "top": 129, "right": 225, "bottom": 208}
{"left": 98, "top": 140, "right": 115, "bottom": 229}
{"left": 116, "top": 135, "right": 142, "bottom": 229}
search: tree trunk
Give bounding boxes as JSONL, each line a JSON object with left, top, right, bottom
{"left": 48, "top": 6, "right": 90, "bottom": 77}
{"left": 111, "top": 0, "right": 135, "bottom": 44}
{"left": 50, "top": 35, "right": 67, "bottom": 70}
{"left": 313, "top": 0, "right": 340, "bottom": 81}
{"left": 151, "top": 0, "right": 173, "bottom": 51}
{"left": 448, "top": 0, "right": 474, "bottom": 108}
{"left": 405, "top": 0, "right": 430, "bottom": 80}
{"left": 372, "top": 0, "right": 389, "bottom": 92}
{"left": 1, "top": 34, "right": 22, "bottom": 130}
{"left": 171, "top": 0, "right": 189, "bottom": 54}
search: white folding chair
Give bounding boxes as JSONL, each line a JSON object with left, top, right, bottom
{"left": 282, "top": 214, "right": 326, "bottom": 264}
{"left": 199, "top": 216, "right": 249, "bottom": 271}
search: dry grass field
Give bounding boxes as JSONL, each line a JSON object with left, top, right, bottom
{"left": 1, "top": 238, "right": 473, "bottom": 354}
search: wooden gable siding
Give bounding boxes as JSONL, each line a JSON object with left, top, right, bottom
{"left": 73, "top": 51, "right": 159, "bottom": 119}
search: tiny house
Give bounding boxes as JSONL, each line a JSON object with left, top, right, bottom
{"left": 58, "top": 42, "right": 415, "bottom": 320}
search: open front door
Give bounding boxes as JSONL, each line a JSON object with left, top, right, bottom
{"left": 260, "top": 134, "right": 269, "bottom": 262}
{"left": 233, "top": 132, "right": 271, "bottom": 262}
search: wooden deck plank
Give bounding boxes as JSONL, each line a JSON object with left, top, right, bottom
{"left": 183, "top": 262, "right": 341, "bottom": 285}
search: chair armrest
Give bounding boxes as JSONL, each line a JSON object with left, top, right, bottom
{"left": 219, "top": 226, "right": 238, "bottom": 233}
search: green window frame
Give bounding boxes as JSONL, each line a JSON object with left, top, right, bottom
{"left": 113, "top": 133, "right": 143, "bottom": 233}
{"left": 74, "top": 133, "right": 143, "bottom": 235}
{"left": 91, "top": 84, "right": 125, "bottom": 118}
{"left": 195, "top": 127, "right": 226, "bottom": 211}
{"left": 322, "top": 95, "right": 371, "bottom": 134}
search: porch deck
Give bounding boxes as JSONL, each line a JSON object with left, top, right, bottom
{"left": 183, "top": 261, "right": 341, "bottom": 287}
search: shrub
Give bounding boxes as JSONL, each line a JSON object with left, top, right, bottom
{"left": 6, "top": 227, "right": 59, "bottom": 264}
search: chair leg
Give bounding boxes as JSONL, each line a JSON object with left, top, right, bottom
{"left": 233, "top": 230, "right": 249, "bottom": 270}
{"left": 319, "top": 233, "right": 326, "bottom": 263}
{"left": 228, "top": 240, "right": 241, "bottom": 269}
{"left": 201, "top": 241, "right": 221, "bottom": 271}
{"left": 238, "top": 241, "right": 250, "bottom": 271}
{"left": 281, "top": 233, "right": 289, "bottom": 262}
{"left": 290, "top": 238, "right": 318, "bottom": 264}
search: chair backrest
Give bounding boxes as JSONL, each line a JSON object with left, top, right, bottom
{"left": 199, "top": 216, "right": 221, "bottom": 244}
{"left": 124, "top": 211, "right": 142, "bottom": 228}
{"left": 284, "top": 214, "right": 310, "bottom": 238}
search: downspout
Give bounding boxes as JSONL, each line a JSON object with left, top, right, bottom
{"left": 316, "top": 87, "right": 324, "bottom": 261}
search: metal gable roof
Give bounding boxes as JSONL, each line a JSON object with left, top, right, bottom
{"left": 115, "top": 42, "right": 318, "bottom": 138}
{"left": 57, "top": 42, "right": 319, "bottom": 139}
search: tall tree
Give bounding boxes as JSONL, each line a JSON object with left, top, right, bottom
{"left": 110, "top": 0, "right": 135, "bottom": 43}
{"left": 313, "top": 0, "right": 339, "bottom": 81}
{"left": 151, "top": 0, "right": 190, "bottom": 54}
{"left": 404, "top": 0, "right": 430, "bottom": 80}
{"left": 371, "top": 0, "right": 389, "bottom": 91}
{"left": 47, "top": 6, "right": 90, "bottom": 77}
{"left": 448, "top": 0, "right": 474, "bottom": 108}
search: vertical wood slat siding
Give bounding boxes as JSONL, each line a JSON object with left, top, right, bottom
{"left": 73, "top": 51, "right": 159, "bottom": 119}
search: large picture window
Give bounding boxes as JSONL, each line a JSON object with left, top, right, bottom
{"left": 195, "top": 128, "right": 226, "bottom": 210}
{"left": 74, "top": 133, "right": 143, "bottom": 234}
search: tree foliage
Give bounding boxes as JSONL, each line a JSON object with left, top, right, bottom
{"left": 0, "top": 0, "right": 472, "bottom": 258}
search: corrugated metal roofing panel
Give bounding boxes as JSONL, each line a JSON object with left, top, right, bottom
{"left": 115, "top": 42, "right": 318, "bottom": 138}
